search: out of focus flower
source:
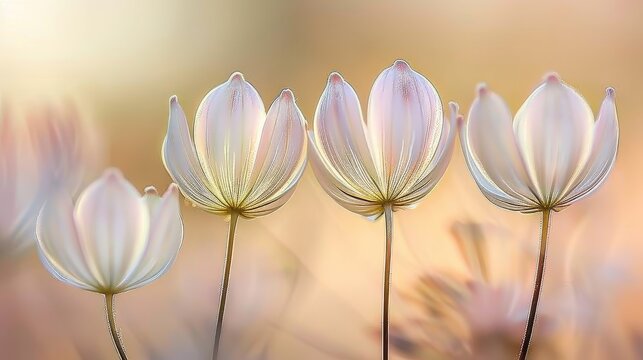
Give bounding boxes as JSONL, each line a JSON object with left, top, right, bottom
{"left": 458, "top": 74, "right": 619, "bottom": 359}
{"left": 162, "top": 73, "right": 307, "bottom": 219}
{"left": 308, "top": 59, "right": 455, "bottom": 360}
{"left": 386, "top": 222, "right": 559, "bottom": 360}
{"left": 36, "top": 168, "right": 182, "bottom": 360}
{"left": 37, "top": 169, "right": 182, "bottom": 294}
{"left": 308, "top": 60, "right": 456, "bottom": 220}
{"left": 458, "top": 74, "right": 618, "bottom": 213}
{"left": 0, "top": 100, "right": 99, "bottom": 256}
{"left": 162, "top": 73, "right": 307, "bottom": 359}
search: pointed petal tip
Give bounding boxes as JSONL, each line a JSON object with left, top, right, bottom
{"left": 476, "top": 83, "right": 489, "bottom": 97}
{"left": 456, "top": 115, "right": 465, "bottom": 129}
{"left": 280, "top": 88, "right": 295, "bottom": 101}
{"left": 229, "top": 72, "right": 245, "bottom": 83}
{"left": 169, "top": 95, "right": 178, "bottom": 104}
{"left": 144, "top": 186, "right": 158, "bottom": 196}
{"left": 328, "top": 72, "right": 344, "bottom": 85}
{"left": 166, "top": 183, "right": 180, "bottom": 196}
{"left": 449, "top": 101, "right": 460, "bottom": 115}
{"left": 103, "top": 168, "right": 124, "bottom": 182}
{"left": 606, "top": 87, "right": 616, "bottom": 98}
{"left": 393, "top": 59, "right": 411, "bottom": 71}
{"left": 544, "top": 72, "right": 561, "bottom": 84}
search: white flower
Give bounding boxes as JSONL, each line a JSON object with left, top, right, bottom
{"left": 36, "top": 169, "right": 183, "bottom": 294}
{"left": 459, "top": 73, "right": 619, "bottom": 212}
{"left": 162, "top": 73, "right": 307, "bottom": 218}
{"left": 308, "top": 60, "right": 456, "bottom": 219}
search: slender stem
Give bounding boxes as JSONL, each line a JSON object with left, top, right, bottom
{"left": 212, "top": 212, "right": 240, "bottom": 360}
{"left": 382, "top": 204, "right": 394, "bottom": 360}
{"left": 104, "top": 293, "right": 128, "bottom": 360}
{"left": 519, "top": 209, "right": 551, "bottom": 360}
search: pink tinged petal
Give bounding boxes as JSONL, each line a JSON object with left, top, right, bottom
{"left": 397, "top": 102, "right": 458, "bottom": 206}
{"left": 313, "top": 72, "right": 381, "bottom": 200}
{"left": 466, "top": 84, "right": 538, "bottom": 207}
{"left": 242, "top": 89, "right": 307, "bottom": 216}
{"left": 308, "top": 133, "right": 383, "bottom": 219}
{"left": 559, "top": 88, "right": 619, "bottom": 207}
{"left": 73, "top": 169, "right": 149, "bottom": 293}
{"left": 194, "top": 72, "right": 266, "bottom": 207}
{"left": 0, "top": 108, "right": 42, "bottom": 251}
{"left": 513, "top": 74, "right": 594, "bottom": 206}
{"left": 163, "top": 96, "right": 227, "bottom": 214}
{"left": 36, "top": 191, "right": 97, "bottom": 291}
{"left": 459, "top": 109, "right": 537, "bottom": 212}
{"left": 366, "top": 60, "right": 443, "bottom": 198}
{"left": 121, "top": 184, "right": 183, "bottom": 291}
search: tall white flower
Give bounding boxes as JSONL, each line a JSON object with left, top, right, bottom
{"left": 458, "top": 73, "right": 619, "bottom": 360}
{"left": 309, "top": 60, "right": 456, "bottom": 220}
{"left": 459, "top": 74, "right": 618, "bottom": 213}
{"left": 308, "top": 60, "right": 456, "bottom": 360}
{"left": 162, "top": 72, "right": 307, "bottom": 360}
{"left": 0, "top": 101, "right": 98, "bottom": 256}
{"left": 36, "top": 169, "right": 183, "bottom": 360}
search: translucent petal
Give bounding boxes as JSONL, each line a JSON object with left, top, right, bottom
{"left": 0, "top": 108, "right": 42, "bottom": 252}
{"left": 513, "top": 74, "right": 594, "bottom": 206}
{"left": 241, "top": 89, "right": 307, "bottom": 216}
{"left": 121, "top": 184, "right": 183, "bottom": 291}
{"left": 313, "top": 72, "right": 382, "bottom": 200}
{"left": 366, "top": 60, "right": 443, "bottom": 198}
{"left": 36, "top": 191, "right": 97, "bottom": 291}
{"left": 163, "top": 96, "right": 227, "bottom": 213}
{"left": 466, "top": 85, "right": 537, "bottom": 205}
{"left": 308, "top": 134, "right": 382, "bottom": 218}
{"left": 460, "top": 111, "right": 538, "bottom": 212}
{"left": 193, "top": 73, "right": 266, "bottom": 207}
{"left": 73, "top": 169, "right": 149, "bottom": 292}
{"left": 558, "top": 88, "right": 619, "bottom": 207}
{"left": 397, "top": 102, "right": 457, "bottom": 206}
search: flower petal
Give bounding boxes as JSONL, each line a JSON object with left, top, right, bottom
{"left": 513, "top": 74, "right": 594, "bottom": 206}
{"left": 459, "top": 110, "right": 538, "bottom": 212}
{"left": 241, "top": 89, "right": 307, "bottom": 217}
{"left": 162, "top": 96, "right": 227, "bottom": 214}
{"left": 366, "top": 60, "right": 443, "bottom": 198}
{"left": 120, "top": 184, "right": 183, "bottom": 291}
{"left": 313, "top": 72, "right": 381, "bottom": 200}
{"left": 308, "top": 133, "right": 383, "bottom": 219}
{"left": 466, "top": 85, "right": 538, "bottom": 206}
{"left": 0, "top": 107, "right": 42, "bottom": 253}
{"left": 37, "top": 191, "right": 97, "bottom": 291}
{"left": 73, "top": 169, "right": 149, "bottom": 292}
{"left": 559, "top": 88, "right": 619, "bottom": 207}
{"left": 194, "top": 72, "right": 266, "bottom": 207}
{"left": 397, "top": 102, "right": 457, "bottom": 206}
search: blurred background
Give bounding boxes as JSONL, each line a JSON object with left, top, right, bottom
{"left": 1, "top": 0, "right": 642, "bottom": 359}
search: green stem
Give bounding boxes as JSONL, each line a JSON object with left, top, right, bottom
{"left": 104, "top": 293, "right": 128, "bottom": 360}
{"left": 519, "top": 209, "right": 551, "bottom": 360}
{"left": 212, "top": 212, "right": 240, "bottom": 360}
{"left": 382, "top": 204, "right": 394, "bottom": 360}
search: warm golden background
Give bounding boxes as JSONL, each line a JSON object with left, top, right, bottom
{"left": 1, "top": 0, "right": 642, "bottom": 359}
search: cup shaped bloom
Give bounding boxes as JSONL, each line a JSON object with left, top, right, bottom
{"left": 163, "top": 73, "right": 307, "bottom": 219}
{"left": 308, "top": 60, "right": 457, "bottom": 219}
{"left": 0, "top": 101, "right": 100, "bottom": 255}
{"left": 459, "top": 74, "right": 619, "bottom": 213}
{"left": 36, "top": 169, "right": 183, "bottom": 294}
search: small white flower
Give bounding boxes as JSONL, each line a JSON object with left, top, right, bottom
{"left": 162, "top": 73, "right": 307, "bottom": 218}
{"left": 308, "top": 60, "right": 457, "bottom": 219}
{"left": 36, "top": 169, "right": 183, "bottom": 294}
{"left": 459, "top": 74, "right": 619, "bottom": 212}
